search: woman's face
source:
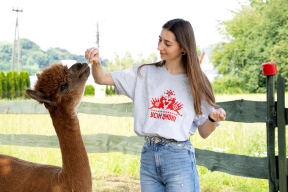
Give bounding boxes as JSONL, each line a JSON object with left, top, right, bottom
{"left": 157, "top": 28, "right": 183, "bottom": 61}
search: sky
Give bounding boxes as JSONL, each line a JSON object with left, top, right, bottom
{"left": 0, "top": 0, "right": 248, "bottom": 61}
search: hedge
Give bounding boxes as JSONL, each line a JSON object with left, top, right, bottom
{"left": 0, "top": 71, "right": 30, "bottom": 99}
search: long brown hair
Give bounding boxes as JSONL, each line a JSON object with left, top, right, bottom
{"left": 138, "top": 18, "right": 217, "bottom": 115}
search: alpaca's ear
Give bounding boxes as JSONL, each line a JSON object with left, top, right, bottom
{"left": 25, "top": 89, "right": 55, "bottom": 105}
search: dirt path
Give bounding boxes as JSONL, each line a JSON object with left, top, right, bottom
{"left": 93, "top": 174, "right": 140, "bottom": 192}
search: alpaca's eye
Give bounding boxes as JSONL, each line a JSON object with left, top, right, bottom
{"left": 60, "top": 84, "right": 67, "bottom": 92}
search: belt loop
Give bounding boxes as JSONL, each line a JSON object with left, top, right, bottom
{"left": 148, "top": 137, "right": 151, "bottom": 146}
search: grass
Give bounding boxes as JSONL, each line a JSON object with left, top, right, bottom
{"left": 0, "top": 93, "right": 287, "bottom": 191}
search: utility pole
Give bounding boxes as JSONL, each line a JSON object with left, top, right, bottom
{"left": 96, "top": 21, "right": 99, "bottom": 48}
{"left": 11, "top": 7, "right": 23, "bottom": 72}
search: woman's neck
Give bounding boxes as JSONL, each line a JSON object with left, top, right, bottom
{"left": 165, "top": 59, "right": 186, "bottom": 75}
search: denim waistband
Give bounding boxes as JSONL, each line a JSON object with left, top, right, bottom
{"left": 145, "top": 136, "right": 183, "bottom": 145}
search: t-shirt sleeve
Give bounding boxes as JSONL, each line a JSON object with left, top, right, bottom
{"left": 189, "top": 99, "right": 221, "bottom": 135}
{"left": 110, "top": 65, "right": 139, "bottom": 100}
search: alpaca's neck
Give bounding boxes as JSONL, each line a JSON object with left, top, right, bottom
{"left": 49, "top": 109, "right": 91, "bottom": 188}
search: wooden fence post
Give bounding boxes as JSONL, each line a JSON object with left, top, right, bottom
{"left": 277, "top": 75, "right": 287, "bottom": 192}
{"left": 266, "top": 74, "right": 278, "bottom": 191}
{"left": 262, "top": 61, "right": 279, "bottom": 191}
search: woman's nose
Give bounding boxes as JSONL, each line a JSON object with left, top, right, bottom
{"left": 157, "top": 42, "right": 163, "bottom": 51}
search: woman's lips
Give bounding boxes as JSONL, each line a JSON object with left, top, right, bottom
{"left": 160, "top": 53, "right": 166, "bottom": 56}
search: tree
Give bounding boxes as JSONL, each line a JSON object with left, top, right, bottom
{"left": 196, "top": 45, "right": 201, "bottom": 57}
{"left": 23, "top": 71, "right": 30, "bottom": 99}
{"left": 0, "top": 39, "right": 87, "bottom": 74}
{"left": 0, "top": 71, "right": 7, "bottom": 98}
{"left": 211, "top": 0, "right": 288, "bottom": 93}
{"left": 46, "top": 47, "right": 86, "bottom": 65}
{"left": 21, "top": 38, "right": 40, "bottom": 50}
{"left": 19, "top": 71, "right": 29, "bottom": 98}
{"left": 104, "top": 51, "right": 158, "bottom": 73}
{"left": 6, "top": 71, "right": 13, "bottom": 99}
{"left": 84, "top": 85, "right": 95, "bottom": 96}
{"left": 12, "top": 71, "right": 20, "bottom": 98}
{"left": 0, "top": 42, "right": 13, "bottom": 71}
{"left": 22, "top": 62, "right": 40, "bottom": 76}
{"left": 0, "top": 71, "right": 31, "bottom": 99}
{"left": 25, "top": 71, "right": 30, "bottom": 88}
{"left": 0, "top": 71, "right": 3, "bottom": 99}
{"left": 105, "top": 85, "right": 116, "bottom": 96}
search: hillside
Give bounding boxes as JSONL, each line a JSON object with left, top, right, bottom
{"left": 0, "top": 39, "right": 86, "bottom": 75}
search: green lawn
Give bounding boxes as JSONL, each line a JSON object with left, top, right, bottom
{"left": 0, "top": 94, "right": 287, "bottom": 191}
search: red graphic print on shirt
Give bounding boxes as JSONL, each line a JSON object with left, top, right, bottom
{"left": 149, "top": 90, "right": 183, "bottom": 122}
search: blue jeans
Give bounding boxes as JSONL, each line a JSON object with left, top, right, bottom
{"left": 140, "top": 139, "right": 200, "bottom": 192}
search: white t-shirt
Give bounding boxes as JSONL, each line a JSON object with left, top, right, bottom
{"left": 111, "top": 64, "right": 220, "bottom": 141}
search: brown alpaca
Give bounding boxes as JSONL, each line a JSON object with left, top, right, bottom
{"left": 0, "top": 63, "right": 92, "bottom": 192}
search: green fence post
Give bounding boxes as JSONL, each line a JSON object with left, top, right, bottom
{"left": 277, "top": 75, "right": 287, "bottom": 192}
{"left": 263, "top": 62, "right": 278, "bottom": 192}
{"left": 267, "top": 74, "right": 278, "bottom": 191}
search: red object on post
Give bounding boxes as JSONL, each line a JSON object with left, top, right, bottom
{"left": 262, "top": 62, "right": 277, "bottom": 76}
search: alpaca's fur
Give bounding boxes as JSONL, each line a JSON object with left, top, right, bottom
{"left": 0, "top": 63, "right": 92, "bottom": 192}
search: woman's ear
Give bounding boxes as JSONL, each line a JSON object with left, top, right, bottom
{"left": 181, "top": 49, "right": 186, "bottom": 55}
{"left": 181, "top": 48, "right": 186, "bottom": 55}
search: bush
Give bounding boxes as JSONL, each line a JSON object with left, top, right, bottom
{"left": 84, "top": 85, "right": 95, "bottom": 96}
{"left": 211, "top": 76, "right": 246, "bottom": 94}
{"left": 106, "top": 85, "right": 116, "bottom": 96}
{"left": 19, "top": 71, "right": 30, "bottom": 98}
{"left": 0, "top": 71, "right": 7, "bottom": 98}
{"left": 0, "top": 71, "right": 3, "bottom": 99}
{"left": 0, "top": 70, "right": 30, "bottom": 99}
{"left": 6, "top": 71, "right": 12, "bottom": 99}
{"left": 12, "top": 71, "right": 20, "bottom": 98}
{"left": 19, "top": 71, "right": 25, "bottom": 97}
{"left": 25, "top": 71, "right": 30, "bottom": 88}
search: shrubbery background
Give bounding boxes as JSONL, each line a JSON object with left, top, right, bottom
{"left": 0, "top": 70, "right": 30, "bottom": 99}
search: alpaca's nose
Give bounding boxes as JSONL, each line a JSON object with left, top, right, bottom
{"left": 70, "top": 63, "right": 89, "bottom": 77}
{"left": 77, "top": 63, "right": 90, "bottom": 79}
{"left": 77, "top": 63, "right": 83, "bottom": 70}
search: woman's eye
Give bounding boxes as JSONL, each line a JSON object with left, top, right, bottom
{"left": 166, "top": 44, "right": 171, "bottom": 47}
{"left": 60, "top": 84, "right": 67, "bottom": 92}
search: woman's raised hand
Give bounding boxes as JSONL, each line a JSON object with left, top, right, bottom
{"left": 85, "top": 47, "right": 100, "bottom": 65}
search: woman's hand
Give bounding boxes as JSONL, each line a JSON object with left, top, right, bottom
{"left": 85, "top": 47, "right": 101, "bottom": 65}
{"left": 209, "top": 108, "right": 226, "bottom": 122}
{"left": 198, "top": 108, "right": 226, "bottom": 139}
{"left": 85, "top": 47, "right": 114, "bottom": 85}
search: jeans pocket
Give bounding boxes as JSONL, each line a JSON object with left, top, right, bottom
{"left": 165, "top": 143, "right": 193, "bottom": 153}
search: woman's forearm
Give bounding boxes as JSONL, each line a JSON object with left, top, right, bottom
{"left": 91, "top": 62, "right": 106, "bottom": 84}
{"left": 91, "top": 62, "right": 114, "bottom": 85}
{"left": 198, "top": 119, "right": 217, "bottom": 139}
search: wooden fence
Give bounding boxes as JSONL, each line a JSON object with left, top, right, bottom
{"left": 0, "top": 76, "right": 287, "bottom": 191}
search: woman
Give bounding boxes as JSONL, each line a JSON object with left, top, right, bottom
{"left": 85, "top": 18, "right": 226, "bottom": 192}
